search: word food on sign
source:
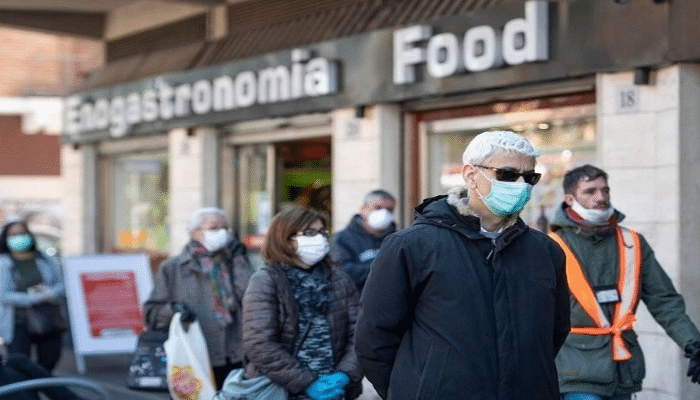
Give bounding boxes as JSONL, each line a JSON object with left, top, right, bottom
{"left": 393, "top": 0, "right": 549, "bottom": 84}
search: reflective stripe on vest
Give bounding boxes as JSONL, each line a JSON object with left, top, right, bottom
{"left": 549, "top": 227, "right": 642, "bottom": 361}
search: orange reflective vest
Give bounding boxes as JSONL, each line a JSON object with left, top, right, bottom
{"left": 549, "top": 227, "right": 642, "bottom": 361}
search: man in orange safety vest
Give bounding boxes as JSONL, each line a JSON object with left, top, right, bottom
{"left": 549, "top": 164, "right": 700, "bottom": 400}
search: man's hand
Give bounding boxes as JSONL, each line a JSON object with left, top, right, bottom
{"left": 685, "top": 341, "right": 700, "bottom": 384}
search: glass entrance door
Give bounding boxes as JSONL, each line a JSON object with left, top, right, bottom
{"left": 233, "top": 137, "right": 331, "bottom": 269}
{"left": 236, "top": 144, "right": 275, "bottom": 255}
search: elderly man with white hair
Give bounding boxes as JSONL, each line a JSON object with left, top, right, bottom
{"left": 356, "top": 131, "right": 571, "bottom": 400}
{"left": 144, "top": 207, "right": 253, "bottom": 389}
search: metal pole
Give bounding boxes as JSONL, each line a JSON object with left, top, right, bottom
{"left": 0, "top": 377, "right": 111, "bottom": 399}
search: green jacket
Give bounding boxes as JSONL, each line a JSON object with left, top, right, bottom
{"left": 550, "top": 204, "right": 700, "bottom": 396}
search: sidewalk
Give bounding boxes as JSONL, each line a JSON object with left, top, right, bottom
{"left": 52, "top": 346, "right": 381, "bottom": 400}
{"left": 52, "top": 348, "right": 170, "bottom": 400}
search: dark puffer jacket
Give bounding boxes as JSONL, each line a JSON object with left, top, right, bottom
{"left": 242, "top": 263, "right": 363, "bottom": 397}
{"left": 331, "top": 214, "right": 396, "bottom": 293}
{"left": 356, "top": 190, "right": 570, "bottom": 400}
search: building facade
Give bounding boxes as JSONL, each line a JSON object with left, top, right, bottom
{"left": 36, "top": 0, "right": 700, "bottom": 398}
{"left": 0, "top": 26, "right": 102, "bottom": 256}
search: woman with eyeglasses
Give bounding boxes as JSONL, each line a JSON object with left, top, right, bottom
{"left": 241, "top": 205, "right": 363, "bottom": 400}
{"left": 0, "top": 220, "right": 66, "bottom": 372}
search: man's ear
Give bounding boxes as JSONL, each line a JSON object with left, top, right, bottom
{"left": 462, "top": 164, "right": 478, "bottom": 189}
{"left": 564, "top": 193, "right": 575, "bottom": 207}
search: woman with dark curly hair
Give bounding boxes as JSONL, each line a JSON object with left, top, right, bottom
{"left": 241, "top": 205, "right": 362, "bottom": 400}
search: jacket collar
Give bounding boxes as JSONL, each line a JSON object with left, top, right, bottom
{"left": 445, "top": 186, "right": 519, "bottom": 230}
{"left": 414, "top": 187, "right": 528, "bottom": 247}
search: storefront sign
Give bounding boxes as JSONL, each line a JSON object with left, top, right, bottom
{"left": 63, "top": 0, "right": 669, "bottom": 142}
{"left": 65, "top": 49, "right": 338, "bottom": 138}
{"left": 394, "top": 1, "right": 549, "bottom": 84}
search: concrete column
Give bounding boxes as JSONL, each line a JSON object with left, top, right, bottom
{"left": 597, "top": 64, "right": 700, "bottom": 399}
{"left": 167, "top": 127, "right": 220, "bottom": 254}
{"left": 331, "top": 105, "right": 401, "bottom": 231}
{"left": 677, "top": 64, "right": 700, "bottom": 400}
{"left": 60, "top": 142, "right": 98, "bottom": 256}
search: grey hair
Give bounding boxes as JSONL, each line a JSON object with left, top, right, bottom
{"left": 363, "top": 189, "right": 396, "bottom": 205}
{"left": 187, "top": 207, "right": 228, "bottom": 231}
{"left": 462, "top": 130, "right": 539, "bottom": 165}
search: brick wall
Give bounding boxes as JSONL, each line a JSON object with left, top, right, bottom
{"left": 0, "top": 115, "right": 60, "bottom": 175}
{"left": 0, "top": 27, "right": 103, "bottom": 96}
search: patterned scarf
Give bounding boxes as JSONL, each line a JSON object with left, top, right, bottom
{"left": 188, "top": 241, "right": 234, "bottom": 326}
{"left": 284, "top": 264, "right": 332, "bottom": 319}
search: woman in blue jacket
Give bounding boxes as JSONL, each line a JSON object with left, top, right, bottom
{"left": 0, "top": 220, "right": 66, "bottom": 371}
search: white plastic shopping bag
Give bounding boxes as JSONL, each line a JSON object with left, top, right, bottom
{"left": 164, "top": 312, "right": 217, "bottom": 400}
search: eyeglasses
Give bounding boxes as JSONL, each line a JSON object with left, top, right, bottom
{"left": 294, "top": 228, "right": 330, "bottom": 238}
{"left": 475, "top": 165, "right": 542, "bottom": 185}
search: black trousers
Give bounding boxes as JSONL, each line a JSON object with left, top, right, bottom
{"left": 212, "top": 360, "right": 243, "bottom": 389}
{"left": 8, "top": 323, "right": 63, "bottom": 372}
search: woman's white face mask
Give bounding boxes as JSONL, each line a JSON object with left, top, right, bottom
{"left": 202, "top": 229, "right": 231, "bottom": 252}
{"left": 294, "top": 234, "right": 330, "bottom": 266}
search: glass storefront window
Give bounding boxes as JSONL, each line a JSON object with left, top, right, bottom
{"left": 109, "top": 152, "right": 169, "bottom": 251}
{"left": 424, "top": 100, "right": 596, "bottom": 232}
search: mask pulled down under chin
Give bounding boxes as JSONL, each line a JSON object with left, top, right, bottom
{"left": 295, "top": 234, "right": 330, "bottom": 266}
{"left": 571, "top": 199, "right": 615, "bottom": 225}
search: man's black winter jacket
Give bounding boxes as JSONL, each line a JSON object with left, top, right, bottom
{"left": 355, "top": 194, "right": 570, "bottom": 400}
{"left": 331, "top": 214, "right": 395, "bottom": 293}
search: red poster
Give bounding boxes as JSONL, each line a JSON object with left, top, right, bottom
{"left": 80, "top": 271, "right": 145, "bottom": 338}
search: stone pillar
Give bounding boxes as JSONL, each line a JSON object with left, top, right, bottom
{"left": 597, "top": 64, "right": 700, "bottom": 399}
{"left": 60, "top": 142, "right": 98, "bottom": 256}
{"left": 677, "top": 64, "right": 700, "bottom": 400}
{"left": 167, "top": 127, "right": 220, "bottom": 254}
{"left": 331, "top": 105, "right": 401, "bottom": 231}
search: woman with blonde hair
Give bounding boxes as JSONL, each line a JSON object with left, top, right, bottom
{"left": 242, "top": 205, "right": 362, "bottom": 400}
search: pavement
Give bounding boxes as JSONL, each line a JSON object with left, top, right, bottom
{"left": 52, "top": 348, "right": 171, "bottom": 400}
{"left": 51, "top": 346, "right": 381, "bottom": 400}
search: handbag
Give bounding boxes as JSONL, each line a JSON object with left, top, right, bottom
{"left": 215, "top": 322, "right": 311, "bottom": 400}
{"left": 164, "top": 312, "right": 218, "bottom": 400}
{"left": 26, "top": 302, "right": 68, "bottom": 336}
{"left": 215, "top": 369, "right": 288, "bottom": 400}
{"left": 127, "top": 329, "right": 169, "bottom": 390}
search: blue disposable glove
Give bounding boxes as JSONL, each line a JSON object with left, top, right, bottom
{"left": 324, "top": 372, "right": 349, "bottom": 389}
{"left": 306, "top": 377, "right": 345, "bottom": 400}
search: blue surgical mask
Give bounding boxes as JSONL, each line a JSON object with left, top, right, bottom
{"left": 476, "top": 169, "right": 533, "bottom": 217}
{"left": 7, "top": 234, "right": 33, "bottom": 252}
